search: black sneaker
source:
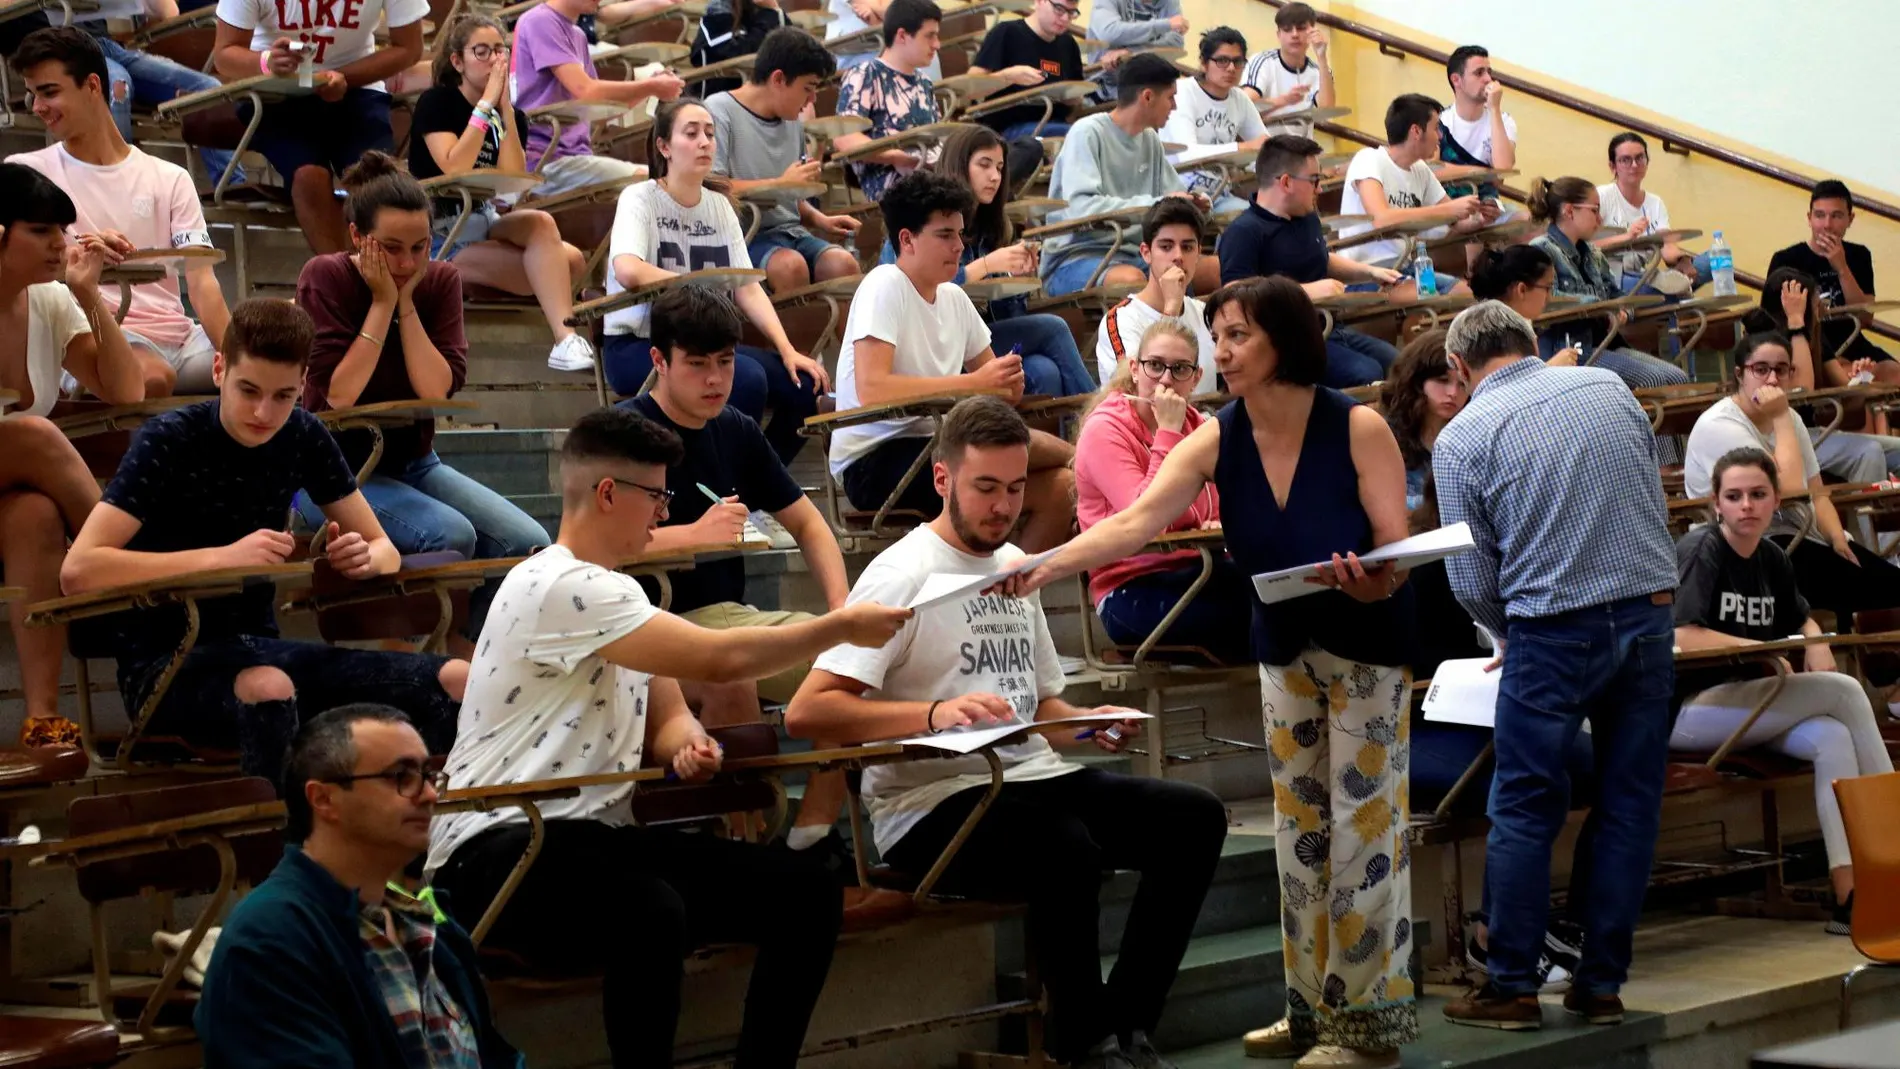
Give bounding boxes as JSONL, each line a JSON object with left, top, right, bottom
{"left": 1545, "top": 918, "right": 1585, "bottom": 972}
{"left": 1828, "top": 892, "right": 1854, "bottom": 937}
{"left": 1465, "top": 927, "right": 1572, "bottom": 993}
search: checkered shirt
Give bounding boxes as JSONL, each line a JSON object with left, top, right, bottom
{"left": 359, "top": 889, "right": 481, "bottom": 1069}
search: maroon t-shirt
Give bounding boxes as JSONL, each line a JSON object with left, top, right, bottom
{"left": 297, "top": 252, "right": 468, "bottom": 471}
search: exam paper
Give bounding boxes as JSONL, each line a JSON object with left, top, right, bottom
{"left": 905, "top": 550, "right": 1057, "bottom": 612}
{"left": 1249, "top": 523, "right": 1475, "bottom": 605}
{"left": 886, "top": 711, "right": 1154, "bottom": 755}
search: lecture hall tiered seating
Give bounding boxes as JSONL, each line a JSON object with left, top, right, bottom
{"left": 0, "top": 0, "right": 1895, "bottom": 1066}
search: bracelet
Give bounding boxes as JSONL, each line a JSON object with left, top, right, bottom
{"left": 259, "top": 50, "right": 271, "bottom": 75}
{"left": 926, "top": 700, "right": 943, "bottom": 734}
{"left": 467, "top": 115, "right": 491, "bottom": 135}
{"left": 358, "top": 330, "right": 384, "bottom": 347}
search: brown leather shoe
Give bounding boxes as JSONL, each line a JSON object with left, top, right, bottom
{"left": 1444, "top": 983, "right": 1542, "bottom": 1030}
{"left": 1562, "top": 989, "right": 1624, "bottom": 1024}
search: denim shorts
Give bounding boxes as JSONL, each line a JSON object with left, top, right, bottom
{"left": 746, "top": 226, "right": 837, "bottom": 276}
{"left": 431, "top": 201, "right": 500, "bottom": 261}
{"left": 241, "top": 88, "right": 393, "bottom": 178}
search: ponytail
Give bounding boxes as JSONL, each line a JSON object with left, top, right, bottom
{"left": 1527, "top": 175, "right": 1594, "bottom": 225}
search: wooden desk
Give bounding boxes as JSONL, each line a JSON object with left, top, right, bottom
{"left": 1326, "top": 216, "right": 1444, "bottom": 254}
{"left": 830, "top": 121, "right": 977, "bottom": 163}
{"left": 317, "top": 399, "right": 480, "bottom": 483}
{"left": 676, "top": 53, "right": 755, "bottom": 86}
{"left": 567, "top": 267, "right": 768, "bottom": 327}
{"left": 51, "top": 396, "right": 197, "bottom": 439}
{"left": 1022, "top": 204, "right": 1149, "bottom": 240}
{"left": 805, "top": 114, "right": 872, "bottom": 141}
{"left": 155, "top": 73, "right": 315, "bottom": 202}
{"left": 962, "top": 278, "right": 1044, "bottom": 303}
{"left": 1005, "top": 196, "right": 1067, "bottom": 222}
{"left": 126, "top": 4, "right": 214, "bottom": 46}
{"left": 961, "top": 80, "right": 1094, "bottom": 136}
{"left": 422, "top": 170, "right": 544, "bottom": 258}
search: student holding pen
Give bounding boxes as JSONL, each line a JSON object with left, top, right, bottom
{"left": 616, "top": 284, "right": 864, "bottom": 863}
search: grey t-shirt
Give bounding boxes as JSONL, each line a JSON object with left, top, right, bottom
{"left": 1041, "top": 111, "right": 1185, "bottom": 273}
{"left": 705, "top": 90, "right": 803, "bottom": 235}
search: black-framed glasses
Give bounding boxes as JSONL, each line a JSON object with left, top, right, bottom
{"left": 324, "top": 758, "right": 449, "bottom": 800}
{"left": 467, "top": 43, "right": 509, "bottom": 60}
{"left": 1614, "top": 153, "right": 1648, "bottom": 166}
{"left": 1206, "top": 55, "right": 1244, "bottom": 68}
{"left": 605, "top": 476, "right": 674, "bottom": 506}
{"left": 1138, "top": 358, "right": 1199, "bottom": 382}
{"left": 1281, "top": 172, "right": 1325, "bottom": 187}
{"left": 1044, "top": 0, "right": 1081, "bottom": 17}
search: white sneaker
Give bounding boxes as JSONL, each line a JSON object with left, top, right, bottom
{"left": 549, "top": 334, "right": 597, "bottom": 372}
{"left": 1651, "top": 268, "right": 1694, "bottom": 297}
{"left": 749, "top": 510, "right": 797, "bottom": 549}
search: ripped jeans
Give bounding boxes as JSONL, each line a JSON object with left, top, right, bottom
{"left": 83, "top": 26, "right": 242, "bottom": 183}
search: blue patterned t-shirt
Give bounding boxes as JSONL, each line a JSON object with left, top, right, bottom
{"left": 837, "top": 58, "right": 938, "bottom": 201}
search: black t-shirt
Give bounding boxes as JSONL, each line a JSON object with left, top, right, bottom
{"left": 1767, "top": 240, "right": 1880, "bottom": 362}
{"left": 99, "top": 401, "right": 358, "bottom": 662}
{"left": 408, "top": 86, "right": 531, "bottom": 218}
{"left": 972, "top": 20, "right": 1084, "bottom": 134}
{"left": 622, "top": 394, "right": 804, "bottom": 612}
{"left": 1217, "top": 202, "right": 1328, "bottom": 287}
{"left": 1672, "top": 524, "right": 1810, "bottom": 701}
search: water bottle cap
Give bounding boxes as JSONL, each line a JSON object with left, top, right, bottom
{"left": 1713, "top": 230, "right": 1724, "bottom": 240}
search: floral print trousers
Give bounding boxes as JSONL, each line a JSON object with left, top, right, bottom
{"left": 1261, "top": 648, "right": 1420, "bottom": 1050}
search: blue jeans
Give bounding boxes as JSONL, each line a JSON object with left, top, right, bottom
{"left": 1097, "top": 560, "right": 1253, "bottom": 665}
{"left": 1043, "top": 249, "right": 1139, "bottom": 298}
{"left": 1485, "top": 594, "right": 1674, "bottom": 997}
{"left": 1322, "top": 327, "right": 1399, "bottom": 388}
{"left": 1000, "top": 120, "right": 1071, "bottom": 141}
{"left": 91, "top": 30, "right": 241, "bottom": 183}
{"left": 297, "top": 451, "right": 549, "bottom": 637}
{"left": 993, "top": 313, "right": 1096, "bottom": 395}
{"left": 601, "top": 336, "right": 818, "bottom": 465}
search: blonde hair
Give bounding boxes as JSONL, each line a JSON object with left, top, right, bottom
{"left": 1080, "top": 318, "right": 1201, "bottom": 424}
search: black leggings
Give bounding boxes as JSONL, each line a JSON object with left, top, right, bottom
{"left": 434, "top": 820, "right": 842, "bottom": 1069}
{"left": 880, "top": 769, "right": 1227, "bottom": 1062}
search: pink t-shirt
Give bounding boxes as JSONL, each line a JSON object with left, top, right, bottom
{"left": 1075, "top": 391, "right": 1220, "bottom": 605}
{"left": 7, "top": 144, "right": 210, "bottom": 350}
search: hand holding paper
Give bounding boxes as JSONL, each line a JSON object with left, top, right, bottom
{"left": 1252, "top": 523, "right": 1475, "bottom": 606}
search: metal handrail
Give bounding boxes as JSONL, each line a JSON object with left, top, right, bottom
{"left": 1260, "top": 0, "right": 1900, "bottom": 224}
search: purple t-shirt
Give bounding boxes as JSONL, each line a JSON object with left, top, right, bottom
{"left": 513, "top": 3, "right": 596, "bottom": 166}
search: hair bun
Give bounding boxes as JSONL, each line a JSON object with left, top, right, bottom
{"left": 340, "top": 150, "right": 401, "bottom": 190}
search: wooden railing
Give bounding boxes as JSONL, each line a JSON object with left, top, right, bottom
{"left": 1262, "top": 0, "right": 1900, "bottom": 224}
{"left": 1314, "top": 121, "right": 1900, "bottom": 345}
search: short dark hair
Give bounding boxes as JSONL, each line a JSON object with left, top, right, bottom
{"left": 1384, "top": 93, "right": 1442, "bottom": 144}
{"left": 11, "top": 26, "right": 109, "bottom": 92}
{"left": 933, "top": 394, "right": 1030, "bottom": 465}
{"left": 282, "top": 704, "right": 413, "bottom": 841}
{"left": 1254, "top": 133, "right": 1321, "bottom": 182}
{"left": 1446, "top": 44, "right": 1488, "bottom": 85}
{"left": 1607, "top": 131, "right": 1647, "bottom": 167}
{"left": 339, "top": 150, "right": 429, "bottom": 233}
{"left": 1202, "top": 276, "right": 1328, "bottom": 387}
{"left": 752, "top": 26, "right": 836, "bottom": 85}
{"left": 1710, "top": 446, "right": 1780, "bottom": 500}
{"left": 881, "top": 0, "right": 941, "bottom": 48}
{"left": 1811, "top": 179, "right": 1854, "bottom": 211}
{"left": 1114, "top": 52, "right": 1179, "bottom": 107}
{"left": 224, "top": 298, "right": 315, "bottom": 368}
{"left": 651, "top": 285, "right": 744, "bottom": 360}
{"left": 881, "top": 169, "right": 975, "bottom": 247}
{"left": 1142, "top": 196, "right": 1204, "bottom": 245}
{"left": 564, "top": 407, "right": 686, "bottom": 469}
{"left": 0, "top": 161, "right": 77, "bottom": 233}
{"left": 1274, "top": 2, "right": 1316, "bottom": 30}
{"left": 1199, "top": 25, "right": 1246, "bottom": 63}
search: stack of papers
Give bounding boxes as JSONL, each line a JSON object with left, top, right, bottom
{"left": 885, "top": 711, "right": 1153, "bottom": 755}
{"left": 1250, "top": 523, "right": 1476, "bottom": 605}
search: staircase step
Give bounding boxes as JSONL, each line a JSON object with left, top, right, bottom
{"left": 1099, "top": 834, "right": 1278, "bottom": 955}
{"left": 1163, "top": 997, "right": 1662, "bottom": 1069}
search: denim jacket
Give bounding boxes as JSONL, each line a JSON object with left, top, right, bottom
{"left": 1529, "top": 224, "right": 1621, "bottom": 302}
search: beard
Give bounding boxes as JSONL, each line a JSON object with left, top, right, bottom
{"left": 947, "top": 489, "right": 1014, "bottom": 554}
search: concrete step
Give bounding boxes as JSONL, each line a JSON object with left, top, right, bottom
{"left": 1164, "top": 997, "right": 1663, "bottom": 1069}
{"left": 1099, "top": 835, "right": 1279, "bottom": 956}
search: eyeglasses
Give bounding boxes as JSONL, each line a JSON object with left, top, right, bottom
{"left": 1044, "top": 0, "right": 1080, "bottom": 17}
{"left": 323, "top": 758, "right": 449, "bottom": 800}
{"left": 1138, "top": 358, "right": 1199, "bottom": 381}
{"left": 1278, "top": 172, "right": 1324, "bottom": 187}
{"left": 1742, "top": 362, "right": 1794, "bottom": 379}
{"left": 604, "top": 476, "right": 674, "bottom": 506}
{"left": 1572, "top": 203, "right": 1602, "bottom": 215}
{"left": 466, "top": 44, "right": 509, "bottom": 60}
{"left": 1206, "top": 55, "right": 1244, "bottom": 68}
{"left": 1614, "top": 153, "right": 1648, "bottom": 166}
{"left": 1527, "top": 281, "right": 1555, "bottom": 292}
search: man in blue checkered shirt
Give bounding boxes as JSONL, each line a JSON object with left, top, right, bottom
{"left": 1430, "top": 301, "right": 1676, "bottom": 1032}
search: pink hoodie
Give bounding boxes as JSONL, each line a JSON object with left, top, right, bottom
{"left": 1074, "top": 391, "right": 1220, "bottom": 606}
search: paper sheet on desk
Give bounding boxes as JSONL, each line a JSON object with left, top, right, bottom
{"left": 1249, "top": 523, "right": 1476, "bottom": 605}
{"left": 905, "top": 550, "right": 1058, "bottom": 612}
{"left": 1169, "top": 143, "right": 1239, "bottom": 167}
{"left": 885, "top": 711, "right": 1155, "bottom": 755}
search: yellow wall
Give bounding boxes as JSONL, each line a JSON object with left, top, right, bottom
{"left": 1095, "top": 0, "right": 1898, "bottom": 352}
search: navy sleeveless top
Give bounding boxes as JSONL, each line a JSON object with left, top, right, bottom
{"left": 1214, "top": 389, "right": 1415, "bottom": 668}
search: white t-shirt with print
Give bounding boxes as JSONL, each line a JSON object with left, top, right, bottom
{"left": 1243, "top": 49, "right": 1320, "bottom": 136}
{"left": 425, "top": 546, "right": 661, "bottom": 876}
{"left": 1337, "top": 146, "right": 1448, "bottom": 264}
{"left": 1440, "top": 107, "right": 1516, "bottom": 167}
{"left": 605, "top": 181, "right": 754, "bottom": 337}
{"left": 1161, "top": 76, "right": 1267, "bottom": 199}
{"left": 1094, "top": 292, "right": 1216, "bottom": 384}
{"left": 830, "top": 263, "right": 993, "bottom": 476}
{"left": 216, "top": 0, "right": 428, "bottom": 85}
{"left": 813, "top": 526, "right": 1077, "bottom": 853}
{"left": 1596, "top": 182, "right": 1671, "bottom": 276}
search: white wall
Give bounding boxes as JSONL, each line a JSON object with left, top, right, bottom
{"left": 1348, "top": 0, "right": 1900, "bottom": 199}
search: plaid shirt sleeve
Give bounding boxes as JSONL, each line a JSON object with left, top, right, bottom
{"left": 1431, "top": 429, "right": 1510, "bottom": 638}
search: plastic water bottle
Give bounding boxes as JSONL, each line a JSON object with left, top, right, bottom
{"left": 1414, "top": 250, "right": 1437, "bottom": 297}
{"left": 1710, "top": 230, "right": 1736, "bottom": 297}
